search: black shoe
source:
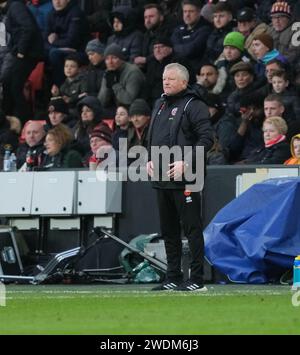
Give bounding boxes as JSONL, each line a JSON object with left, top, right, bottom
{"left": 174, "top": 280, "right": 208, "bottom": 292}
{"left": 151, "top": 280, "right": 181, "bottom": 291}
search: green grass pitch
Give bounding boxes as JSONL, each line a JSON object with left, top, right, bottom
{"left": 0, "top": 284, "right": 299, "bottom": 335}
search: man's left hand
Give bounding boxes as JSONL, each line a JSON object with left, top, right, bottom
{"left": 167, "top": 161, "right": 187, "bottom": 180}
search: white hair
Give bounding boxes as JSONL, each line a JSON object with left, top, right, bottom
{"left": 164, "top": 63, "right": 190, "bottom": 82}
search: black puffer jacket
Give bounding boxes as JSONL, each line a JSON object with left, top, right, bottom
{"left": 46, "top": 0, "right": 90, "bottom": 51}
{"left": 148, "top": 88, "right": 214, "bottom": 189}
{"left": 5, "top": 0, "right": 44, "bottom": 59}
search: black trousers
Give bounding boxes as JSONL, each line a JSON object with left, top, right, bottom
{"left": 156, "top": 189, "right": 204, "bottom": 283}
{"left": 2, "top": 55, "right": 38, "bottom": 123}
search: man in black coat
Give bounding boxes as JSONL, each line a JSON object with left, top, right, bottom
{"left": 46, "top": 0, "right": 90, "bottom": 86}
{"left": 16, "top": 120, "right": 46, "bottom": 170}
{"left": 147, "top": 62, "right": 213, "bottom": 291}
{"left": 144, "top": 36, "right": 195, "bottom": 107}
{"left": 0, "top": 0, "right": 44, "bottom": 123}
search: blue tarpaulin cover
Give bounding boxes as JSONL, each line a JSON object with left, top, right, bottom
{"left": 204, "top": 177, "right": 300, "bottom": 283}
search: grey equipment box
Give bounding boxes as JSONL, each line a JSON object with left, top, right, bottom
{"left": 0, "top": 226, "right": 27, "bottom": 276}
{"left": 77, "top": 171, "right": 122, "bottom": 214}
{"left": 0, "top": 172, "right": 34, "bottom": 216}
{"left": 31, "top": 171, "right": 76, "bottom": 215}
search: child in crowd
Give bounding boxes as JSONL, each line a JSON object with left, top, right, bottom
{"left": 112, "top": 105, "right": 130, "bottom": 150}
{"left": 271, "top": 69, "right": 300, "bottom": 120}
{"left": 51, "top": 54, "right": 87, "bottom": 112}
{"left": 284, "top": 134, "right": 300, "bottom": 165}
{"left": 271, "top": 69, "right": 289, "bottom": 94}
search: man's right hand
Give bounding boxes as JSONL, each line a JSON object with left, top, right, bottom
{"left": 146, "top": 161, "right": 154, "bottom": 177}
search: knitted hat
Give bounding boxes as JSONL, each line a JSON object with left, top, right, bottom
{"left": 104, "top": 43, "right": 125, "bottom": 60}
{"left": 253, "top": 33, "right": 274, "bottom": 50}
{"left": 230, "top": 61, "right": 254, "bottom": 76}
{"left": 129, "top": 99, "right": 151, "bottom": 116}
{"left": 223, "top": 32, "right": 245, "bottom": 52}
{"left": 85, "top": 39, "right": 105, "bottom": 55}
{"left": 90, "top": 124, "right": 112, "bottom": 144}
{"left": 237, "top": 7, "right": 255, "bottom": 22}
{"left": 270, "top": 1, "right": 291, "bottom": 18}
{"left": 153, "top": 36, "right": 173, "bottom": 48}
{"left": 201, "top": 4, "right": 214, "bottom": 23}
{"left": 48, "top": 97, "right": 69, "bottom": 115}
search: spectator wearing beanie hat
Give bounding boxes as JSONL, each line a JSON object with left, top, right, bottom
{"left": 98, "top": 44, "right": 145, "bottom": 117}
{"left": 213, "top": 31, "right": 249, "bottom": 102}
{"left": 269, "top": 1, "right": 300, "bottom": 67}
{"left": 223, "top": 31, "right": 245, "bottom": 53}
{"left": 46, "top": 97, "right": 78, "bottom": 131}
{"left": 84, "top": 39, "right": 106, "bottom": 97}
{"left": 86, "top": 39, "right": 105, "bottom": 56}
{"left": 235, "top": 7, "right": 270, "bottom": 61}
{"left": 127, "top": 98, "right": 151, "bottom": 149}
{"left": 252, "top": 33, "right": 287, "bottom": 77}
{"left": 88, "top": 125, "right": 113, "bottom": 170}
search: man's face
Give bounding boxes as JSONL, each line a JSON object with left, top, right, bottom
{"left": 223, "top": 46, "right": 241, "bottom": 61}
{"left": 87, "top": 52, "right": 103, "bottom": 66}
{"left": 105, "top": 55, "right": 123, "bottom": 71}
{"left": 271, "top": 14, "right": 290, "bottom": 32}
{"left": 182, "top": 4, "right": 200, "bottom": 28}
{"left": 52, "top": 0, "right": 70, "bottom": 11}
{"left": 130, "top": 115, "right": 149, "bottom": 130}
{"left": 237, "top": 20, "right": 256, "bottom": 36}
{"left": 213, "top": 11, "right": 232, "bottom": 29}
{"left": 25, "top": 123, "right": 45, "bottom": 147}
{"left": 144, "top": 8, "right": 163, "bottom": 30}
{"left": 264, "top": 100, "right": 284, "bottom": 117}
{"left": 163, "top": 68, "right": 188, "bottom": 95}
{"left": 265, "top": 62, "right": 281, "bottom": 83}
{"left": 153, "top": 43, "right": 172, "bottom": 62}
{"left": 234, "top": 70, "right": 253, "bottom": 89}
{"left": 198, "top": 65, "right": 218, "bottom": 89}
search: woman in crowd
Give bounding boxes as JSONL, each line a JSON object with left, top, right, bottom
{"left": 41, "top": 123, "right": 82, "bottom": 169}
{"left": 244, "top": 116, "right": 290, "bottom": 164}
{"left": 73, "top": 95, "right": 111, "bottom": 157}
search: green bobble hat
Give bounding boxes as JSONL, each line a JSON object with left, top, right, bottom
{"left": 223, "top": 32, "right": 245, "bottom": 52}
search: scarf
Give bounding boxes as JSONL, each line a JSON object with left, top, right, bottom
{"left": 265, "top": 134, "right": 285, "bottom": 148}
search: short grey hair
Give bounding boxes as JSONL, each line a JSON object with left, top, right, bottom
{"left": 164, "top": 63, "right": 190, "bottom": 82}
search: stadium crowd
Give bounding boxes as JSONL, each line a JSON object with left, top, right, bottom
{"left": 1, "top": 0, "right": 300, "bottom": 170}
